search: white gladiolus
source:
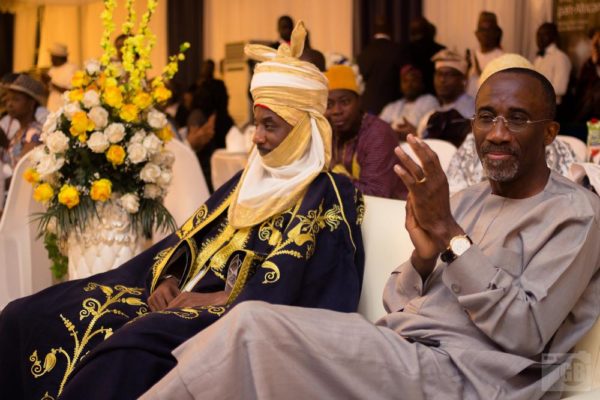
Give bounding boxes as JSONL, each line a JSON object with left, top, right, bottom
{"left": 143, "top": 183, "right": 162, "bottom": 199}
{"left": 147, "top": 109, "right": 167, "bottom": 129}
{"left": 82, "top": 90, "right": 100, "bottom": 109}
{"left": 36, "top": 154, "right": 65, "bottom": 178}
{"left": 140, "top": 163, "right": 162, "bottom": 183}
{"left": 87, "top": 132, "right": 110, "bottom": 153}
{"left": 142, "top": 133, "right": 162, "bottom": 155}
{"left": 127, "top": 143, "right": 147, "bottom": 164}
{"left": 105, "top": 123, "right": 126, "bottom": 143}
{"left": 88, "top": 106, "right": 109, "bottom": 129}
{"left": 63, "top": 102, "right": 81, "bottom": 120}
{"left": 85, "top": 59, "right": 101, "bottom": 75}
{"left": 119, "top": 193, "right": 140, "bottom": 213}
{"left": 45, "top": 131, "right": 70, "bottom": 154}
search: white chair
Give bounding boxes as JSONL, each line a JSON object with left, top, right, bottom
{"left": 561, "top": 318, "right": 600, "bottom": 399}
{"left": 358, "top": 195, "right": 413, "bottom": 322}
{"left": 400, "top": 138, "right": 457, "bottom": 173}
{"left": 557, "top": 135, "right": 587, "bottom": 163}
{"left": 210, "top": 149, "right": 248, "bottom": 190}
{"left": 0, "top": 152, "right": 52, "bottom": 309}
{"left": 155, "top": 140, "right": 210, "bottom": 243}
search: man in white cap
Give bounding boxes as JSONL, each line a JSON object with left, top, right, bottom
{"left": 142, "top": 48, "right": 600, "bottom": 400}
{"left": 446, "top": 54, "right": 577, "bottom": 194}
{"left": 412, "top": 49, "right": 474, "bottom": 146}
{"left": 0, "top": 22, "right": 364, "bottom": 400}
{"left": 45, "top": 43, "right": 77, "bottom": 112}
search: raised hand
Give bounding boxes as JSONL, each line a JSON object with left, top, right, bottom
{"left": 393, "top": 134, "right": 465, "bottom": 253}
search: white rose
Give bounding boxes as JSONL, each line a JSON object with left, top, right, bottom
{"left": 85, "top": 59, "right": 101, "bottom": 75}
{"left": 127, "top": 143, "right": 147, "bottom": 164}
{"left": 45, "top": 131, "right": 70, "bottom": 154}
{"left": 87, "top": 131, "right": 110, "bottom": 153}
{"left": 147, "top": 109, "right": 167, "bottom": 129}
{"left": 46, "top": 216, "right": 58, "bottom": 234}
{"left": 30, "top": 147, "right": 46, "bottom": 163}
{"left": 140, "top": 163, "right": 161, "bottom": 183}
{"left": 63, "top": 102, "right": 81, "bottom": 120}
{"left": 151, "top": 150, "right": 175, "bottom": 167}
{"left": 130, "top": 129, "right": 147, "bottom": 144}
{"left": 82, "top": 90, "right": 100, "bottom": 109}
{"left": 119, "top": 193, "right": 140, "bottom": 214}
{"left": 143, "top": 183, "right": 162, "bottom": 199}
{"left": 142, "top": 133, "right": 162, "bottom": 155}
{"left": 42, "top": 111, "right": 60, "bottom": 133}
{"left": 157, "top": 170, "right": 173, "bottom": 188}
{"left": 36, "top": 154, "right": 65, "bottom": 178}
{"left": 88, "top": 106, "right": 109, "bottom": 129}
{"left": 104, "top": 123, "right": 126, "bottom": 143}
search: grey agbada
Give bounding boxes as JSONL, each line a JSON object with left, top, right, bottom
{"left": 141, "top": 68, "right": 600, "bottom": 400}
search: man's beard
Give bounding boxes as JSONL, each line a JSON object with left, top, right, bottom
{"left": 480, "top": 143, "right": 520, "bottom": 182}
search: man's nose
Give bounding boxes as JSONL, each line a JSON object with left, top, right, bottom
{"left": 486, "top": 117, "right": 512, "bottom": 142}
{"left": 252, "top": 128, "right": 266, "bottom": 144}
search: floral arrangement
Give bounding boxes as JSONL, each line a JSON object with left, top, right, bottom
{"left": 587, "top": 118, "right": 600, "bottom": 163}
{"left": 24, "top": 0, "right": 190, "bottom": 278}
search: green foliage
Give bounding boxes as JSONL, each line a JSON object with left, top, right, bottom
{"left": 43, "top": 232, "right": 68, "bottom": 279}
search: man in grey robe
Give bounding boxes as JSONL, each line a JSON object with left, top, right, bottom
{"left": 140, "top": 67, "right": 600, "bottom": 400}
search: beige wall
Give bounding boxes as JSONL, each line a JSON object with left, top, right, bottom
{"left": 204, "top": 0, "right": 353, "bottom": 68}
{"left": 12, "top": 0, "right": 168, "bottom": 78}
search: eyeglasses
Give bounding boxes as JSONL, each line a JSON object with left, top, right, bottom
{"left": 470, "top": 115, "right": 552, "bottom": 133}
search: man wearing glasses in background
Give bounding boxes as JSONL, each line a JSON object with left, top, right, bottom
{"left": 446, "top": 55, "right": 577, "bottom": 195}
{"left": 143, "top": 53, "right": 600, "bottom": 400}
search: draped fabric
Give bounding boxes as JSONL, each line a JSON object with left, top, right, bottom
{"left": 352, "top": 0, "right": 422, "bottom": 56}
{"left": 0, "top": 171, "right": 364, "bottom": 400}
{"left": 0, "top": 12, "right": 15, "bottom": 78}
{"left": 167, "top": 0, "right": 204, "bottom": 91}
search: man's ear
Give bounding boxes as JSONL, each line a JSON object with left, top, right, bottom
{"left": 543, "top": 121, "right": 559, "bottom": 146}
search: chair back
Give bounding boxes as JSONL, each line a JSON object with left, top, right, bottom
{"left": 561, "top": 318, "right": 600, "bottom": 398}
{"left": 358, "top": 195, "right": 413, "bottom": 322}
{"left": 210, "top": 149, "right": 248, "bottom": 190}
{"left": 557, "top": 135, "right": 587, "bottom": 163}
{"left": 0, "top": 151, "right": 52, "bottom": 309}
{"left": 401, "top": 138, "right": 457, "bottom": 173}
{"left": 158, "top": 140, "right": 210, "bottom": 241}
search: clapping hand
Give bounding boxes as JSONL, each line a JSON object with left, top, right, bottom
{"left": 393, "top": 134, "right": 465, "bottom": 278}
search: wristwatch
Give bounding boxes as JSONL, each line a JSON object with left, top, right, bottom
{"left": 440, "top": 235, "right": 473, "bottom": 263}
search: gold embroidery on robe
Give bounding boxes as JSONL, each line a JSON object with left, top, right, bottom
{"left": 29, "top": 283, "right": 147, "bottom": 399}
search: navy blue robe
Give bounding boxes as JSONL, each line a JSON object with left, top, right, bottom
{"left": 0, "top": 172, "right": 364, "bottom": 400}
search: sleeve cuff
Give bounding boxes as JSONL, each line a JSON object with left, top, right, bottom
{"left": 442, "top": 245, "right": 513, "bottom": 296}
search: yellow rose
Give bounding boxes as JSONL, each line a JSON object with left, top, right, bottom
{"left": 119, "top": 103, "right": 139, "bottom": 122}
{"left": 33, "top": 183, "right": 54, "bottom": 203}
{"left": 102, "top": 86, "right": 123, "bottom": 108}
{"left": 97, "top": 72, "right": 107, "bottom": 88}
{"left": 68, "top": 88, "right": 84, "bottom": 102}
{"left": 71, "top": 71, "right": 88, "bottom": 88}
{"left": 78, "top": 133, "right": 88, "bottom": 143}
{"left": 23, "top": 168, "right": 40, "bottom": 184}
{"left": 106, "top": 144, "right": 126, "bottom": 166}
{"left": 58, "top": 184, "right": 80, "bottom": 209}
{"left": 152, "top": 85, "right": 172, "bottom": 103}
{"left": 70, "top": 111, "right": 95, "bottom": 136}
{"left": 133, "top": 92, "right": 153, "bottom": 109}
{"left": 156, "top": 126, "right": 173, "bottom": 142}
{"left": 90, "top": 178, "right": 112, "bottom": 202}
